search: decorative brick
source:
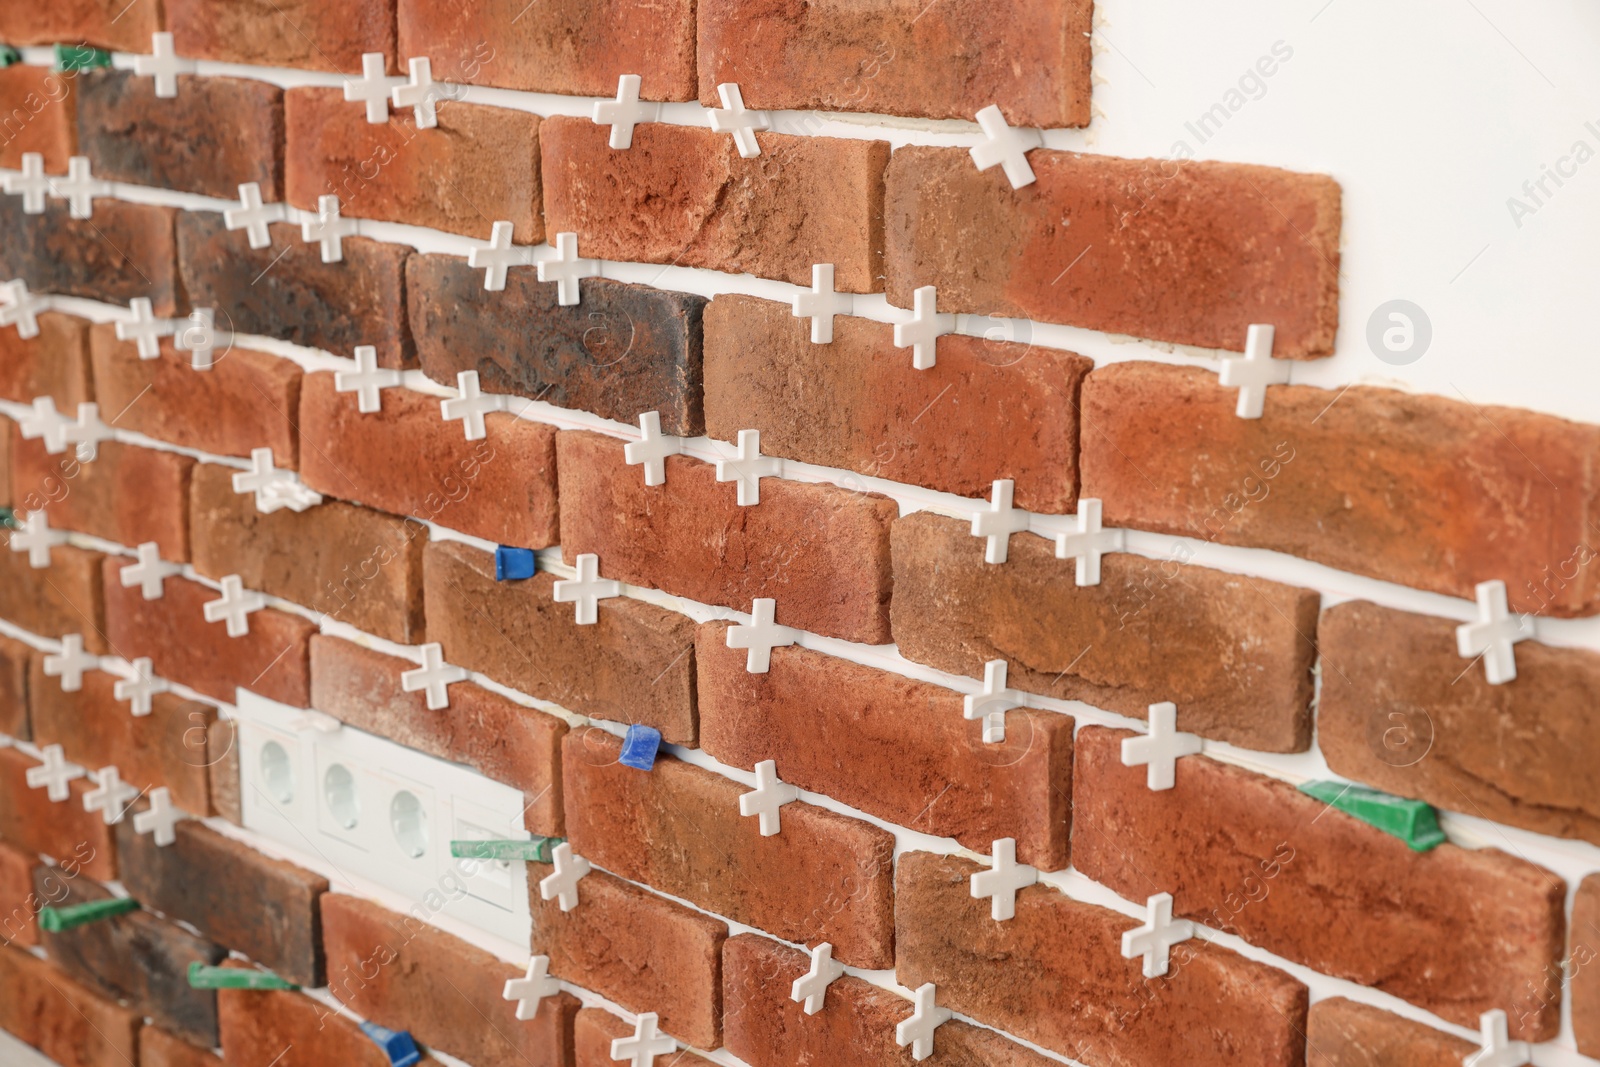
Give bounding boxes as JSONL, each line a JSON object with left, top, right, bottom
{"left": 189, "top": 462, "right": 428, "bottom": 644}
{"left": 398, "top": 1, "right": 696, "bottom": 99}
{"left": 1081, "top": 361, "right": 1600, "bottom": 615}
{"left": 0, "top": 839, "right": 38, "bottom": 947}
{"left": 563, "top": 730, "right": 896, "bottom": 968}
{"left": 0, "top": 197, "right": 181, "bottom": 314}
{"left": 89, "top": 322, "right": 301, "bottom": 466}
{"left": 115, "top": 820, "right": 328, "bottom": 987}
{"left": 141, "top": 1026, "right": 223, "bottom": 1067}
{"left": 697, "top": 621, "right": 1073, "bottom": 869}
{"left": 576, "top": 1008, "right": 714, "bottom": 1067}
{"left": 1306, "top": 997, "right": 1475, "bottom": 1067}
{"left": 704, "top": 293, "right": 1089, "bottom": 511}
{"left": 409, "top": 253, "right": 707, "bottom": 435}
{"left": 528, "top": 860, "right": 725, "bottom": 1050}
{"left": 0, "top": 64, "right": 76, "bottom": 172}
{"left": 697, "top": 0, "right": 1092, "bottom": 127}
{"left": 424, "top": 539, "right": 699, "bottom": 745}
{"left": 168, "top": 0, "right": 396, "bottom": 74}
{"left": 309, "top": 634, "right": 565, "bottom": 836}
{"left": 542, "top": 116, "right": 889, "bottom": 292}
{"left": 891, "top": 512, "right": 1318, "bottom": 752}
{"left": 0, "top": 311, "right": 92, "bottom": 407}
{"left": 219, "top": 978, "right": 439, "bottom": 1066}
{"left": 1575, "top": 875, "right": 1600, "bottom": 1058}
{"left": 0, "top": 1, "right": 159, "bottom": 53}
{"left": 0, "top": 747, "right": 115, "bottom": 880}
{"left": 286, "top": 87, "right": 542, "bottom": 242}
{"left": 0, "top": 945, "right": 140, "bottom": 1067}
{"left": 0, "top": 543, "right": 106, "bottom": 652}
{"left": 299, "top": 372, "right": 559, "bottom": 548}
{"left": 323, "top": 893, "right": 579, "bottom": 1067}
{"left": 1071, "top": 726, "right": 1567, "bottom": 1039}
{"left": 558, "top": 429, "right": 898, "bottom": 644}
{"left": 12, "top": 436, "right": 193, "bottom": 560}
{"left": 885, "top": 148, "right": 1342, "bottom": 357}
{"left": 207, "top": 724, "right": 242, "bottom": 827}
{"left": 0, "top": 632, "right": 31, "bottom": 740}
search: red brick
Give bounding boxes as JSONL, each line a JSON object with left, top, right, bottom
{"left": 299, "top": 372, "right": 559, "bottom": 548}
{"left": 219, "top": 979, "right": 441, "bottom": 1066}
{"left": 29, "top": 656, "right": 216, "bottom": 815}
{"left": 0, "top": 632, "right": 30, "bottom": 740}
{"left": 0, "top": 198, "right": 182, "bottom": 314}
{"left": 1575, "top": 874, "right": 1600, "bottom": 1057}
{"left": 0, "top": 1, "right": 159, "bottom": 53}
{"left": 564, "top": 730, "right": 896, "bottom": 968}
{"left": 286, "top": 87, "right": 542, "bottom": 242}
{"left": 575, "top": 1008, "right": 714, "bottom": 1067}
{"left": 542, "top": 116, "right": 888, "bottom": 292}
{"left": 0, "top": 945, "right": 140, "bottom": 1067}
{"left": 189, "top": 462, "right": 428, "bottom": 644}
{"left": 0, "top": 542, "right": 106, "bottom": 652}
{"left": 528, "top": 860, "right": 725, "bottom": 1050}
{"left": 323, "top": 893, "right": 579, "bottom": 1067}
{"left": 89, "top": 324, "right": 302, "bottom": 466}
{"left": 558, "top": 428, "right": 898, "bottom": 644}
{"left": 424, "top": 539, "right": 699, "bottom": 745}
{"left": 885, "top": 148, "right": 1342, "bottom": 358}
{"left": 168, "top": 0, "right": 396, "bottom": 74}
{"left": 1306, "top": 997, "right": 1475, "bottom": 1067}
{"left": 310, "top": 634, "right": 565, "bottom": 836}
{"left": 399, "top": 1, "right": 696, "bottom": 99}
{"left": 0, "top": 839, "right": 38, "bottom": 947}
{"left": 0, "top": 65, "right": 75, "bottom": 172}
{"left": 1082, "top": 361, "right": 1600, "bottom": 615}
{"left": 13, "top": 436, "right": 193, "bottom": 560}
{"left": 891, "top": 511, "right": 1318, "bottom": 752}
{"left": 1072, "top": 726, "right": 1567, "bottom": 1039}
{"left": 698, "top": 621, "right": 1073, "bottom": 869}
{"left": 698, "top": 0, "right": 1092, "bottom": 127}
{"left": 895, "top": 850, "right": 1307, "bottom": 1066}
{"left": 0, "top": 748, "right": 115, "bottom": 881}
{"left": 0, "top": 310, "right": 92, "bottom": 407}
{"left": 141, "top": 1026, "right": 223, "bottom": 1067}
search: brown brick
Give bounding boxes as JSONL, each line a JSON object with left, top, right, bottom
{"left": 698, "top": 621, "right": 1073, "bottom": 869}
{"left": 564, "top": 730, "right": 896, "bottom": 968}
{"left": 0, "top": 839, "right": 38, "bottom": 947}
{"left": 189, "top": 462, "right": 427, "bottom": 644}
{"left": 140, "top": 1026, "right": 223, "bottom": 1067}
{"left": 1306, "top": 997, "right": 1475, "bottom": 1067}
{"left": 0, "top": 310, "right": 92, "bottom": 407}
{"left": 0, "top": 1, "right": 159, "bottom": 53}
{"left": 0, "top": 543, "right": 106, "bottom": 652}
{"left": 89, "top": 323, "right": 302, "bottom": 466}
{"left": 409, "top": 253, "right": 707, "bottom": 435}
{"left": 0, "top": 65, "right": 75, "bottom": 172}
{"left": 698, "top": 0, "right": 1092, "bottom": 127}
{"left": 0, "top": 945, "right": 140, "bottom": 1067}
{"left": 529, "top": 860, "right": 725, "bottom": 1049}
{"left": 542, "top": 116, "right": 888, "bottom": 292}
{"left": 178, "top": 212, "right": 414, "bottom": 369}
{"left": 207, "top": 721, "right": 242, "bottom": 826}
{"left": 0, "top": 632, "right": 30, "bottom": 740}
{"left": 299, "top": 372, "right": 559, "bottom": 548}
{"left": 219, "top": 979, "right": 441, "bottom": 1066}
{"left": 286, "top": 87, "right": 542, "bottom": 242}
{"left": 169, "top": 0, "right": 396, "bottom": 74}
{"left": 0, "top": 413, "right": 9, "bottom": 507}
{"left": 309, "top": 634, "right": 565, "bottom": 836}
{"left": 424, "top": 539, "right": 699, "bottom": 745}
{"left": 891, "top": 511, "right": 1318, "bottom": 752}
{"left": 886, "top": 148, "right": 1342, "bottom": 358}
{"left": 558, "top": 428, "right": 897, "bottom": 644}
{"left": 115, "top": 819, "right": 328, "bottom": 987}
{"left": 1082, "top": 361, "right": 1600, "bottom": 616}
{"left": 0, "top": 198, "right": 181, "bottom": 314}
{"left": 323, "top": 893, "right": 579, "bottom": 1067}
{"left": 13, "top": 436, "right": 193, "bottom": 560}
{"left": 1575, "top": 875, "right": 1600, "bottom": 1057}
{"left": 705, "top": 293, "right": 1089, "bottom": 511}
{"left": 0, "top": 748, "right": 115, "bottom": 880}
{"left": 399, "top": 0, "right": 696, "bottom": 99}
{"left": 1072, "top": 726, "right": 1567, "bottom": 1039}
{"left": 576, "top": 1008, "right": 714, "bottom": 1067}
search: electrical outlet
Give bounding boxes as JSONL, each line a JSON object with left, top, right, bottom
{"left": 235, "top": 690, "right": 534, "bottom": 944}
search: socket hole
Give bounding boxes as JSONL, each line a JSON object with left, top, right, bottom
{"left": 260, "top": 741, "right": 294, "bottom": 805}
{"left": 323, "top": 763, "right": 359, "bottom": 829}
{"left": 390, "top": 790, "right": 427, "bottom": 859}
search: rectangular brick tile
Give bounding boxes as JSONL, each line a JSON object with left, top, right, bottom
{"left": 286, "top": 87, "right": 542, "bottom": 242}
{"left": 0, "top": 1, "right": 158, "bottom": 52}
{"left": 1576, "top": 875, "right": 1600, "bottom": 1057}
{"left": 399, "top": 0, "right": 696, "bottom": 99}
{"left": 698, "top": 0, "right": 1092, "bottom": 127}
{"left": 576, "top": 1008, "right": 714, "bottom": 1067}
{"left": 409, "top": 253, "right": 707, "bottom": 435}
{"left": 1072, "top": 726, "right": 1567, "bottom": 1039}
{"left": 891, "top": 511, "right": 1318, "bottom": 752}
{"left": 178, "top": 212, "right": 414, "bottom": 369}
{"left": 299, "top": 372, "right": 559, "bottom": 548}
{"left": 895, "top": 851, "right": 1307, "bottom": 1067}
{"left": 141, "top": 1026, "right": 223, "bottom": 1067}
{"left": 169, "top": 0, "right": 396, "bottom": 73}
{"left": 1081, "top": 361, "right": 1600, "bottom": 616}
{"left": 0, "top": 64, "right": 76, "bottom": 172}
{"left": 424, "top": 539, "right": 699, "bottom": 745}
{"left": 0, "top": 543, "right": 106, "bottom": 652}
{"left": 220, "top": 979, "right": 439, "bottom": 1067}
{"left": 542, "top": 116, "right": 888, "bottom": 292}
{"left": 76, "top": 70, "right": 283, "bottom": 200}
{"left": 0, "top": 632, "right": 30, "bottom": 740}
{"left": 1307, "top": 997, "right": 1474, "bottom": 1067}
{"left": 698, "top": 621, "right": 1073, "bottom": 869}
{"left": 0, "top": 839, "right": 38, "bottom": 947}
{"left": 190, "top": 462, "right": 427, "bottom": 644}
{"left": 558, "top": 429, "right": 898, "bottom": 644}
{"left": 89, "top": 323, "right": 302, "bottom": 466}
{"left": 705, "top": 293, "right": 1090, "bottom": 511}
{"left": 323, "top": 893, "right": 579, "bottom": 1067}
{"left": 0, "top": 413, "right": 9, "bottom": 506}
{"left": 0, "top": 748, "right": 115, "bottom": 880}
{"left": 0, "top": 310, "right": 92, "bottom": 407}
{"left": 310, "top": 634, "right": 565, "bottom": 836}
{"left": 115, "top": 820, "right": 328, "bottom": 987}
{"left": 13, "top": 435, "right": 193, "bottom": 560}
{"left": 563, "top": 730, "right": 896, "bottom": 968}
{"left": 208, "top": 725, "right": 242, "bottom": 826}
{"left": 0, "top": 945, "right": 140, "bottom": 1067}
{"left": 529, "top": 860, "right": 725, "bottom": 1049}
{"left": 0, "top": 197, "right": 181, "bottom": 314}
{"left": 886, "top": 148, "right": 1342, "bottom": 357}
{"left": 35, "top": 864, "right": 226, "bottom": 1047}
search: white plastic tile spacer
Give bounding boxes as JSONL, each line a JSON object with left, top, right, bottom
{"left": 25, "top": 744, "right": 85, "bottom": 802}
{"left": 537, "top": 232, "right": 599, "bottom": 306}
{"left": 969, "top": 838, "right": 1038, "bottom": 921}
{"left": 727, "top": 598, "right": 799, "bottom": 674}
{"left": 739, "top": 759, "right": 799, "bottom": 836}
{"left": 3, "top": 153, "right": 50, "bottom": 213}
{"left": 790, "top": 942, "right": 846, "bottom": 1015}
{"left": 715, "top": 429, "right": 780, "bottom": 506}
{"left": 114, "top": 657, "right": 168, "bottom": 717}
{"left": 50, "top": 157, "right": 109, "bottom": 220}
{"left": 232, "top": 447, "right": 322, "bottom": 514}
{"left": 1121, "top": 702, "right": 1202, "bottom": 791}
{"left": 392, "top": 56, "right": 439, "bottom": 128}
{"left": 82, "top": 766, "right": 140, "bottom": 825}
{"left": 538, "top": 842, "right": 591, "bottom": 912}
{"left": 893, "top": 285, "right": 955, "bottom": 370}
{"left": 503, "top": 955, "right": 562, "bottom": 1021}
{"left": 63, "top": 403, "right": 112, "bottom": 462}
{"left": 9, "top": 510, "right": 68, "bottom": 569}
{"left": 1464, "top": 1010, "right": 1531, "bottom": 1067}
{"left": 302, "top": 195, "right": 358, "bottom": 264}
{"left": 592, "top": 74, "right": 660, "bottom": 150}
{"left": 344, "top": 52, "right": 395, "bottom": 124}
{"left": 224, "top": 182, "right": 285, "bottom": 249}
{"left": 1456, "top": 579, "right": 1532, "bottom": 686}
{"left": 895, "top": 983, "right": 953, "bottom": 1062}
{"left": 116, "top": 297, "right": 172, "bottom": 358}
{"left": 708, "top": 82, "right": 769, "bottom": 159}
{"left": 623, "top": 411, "right": 683, "bottom": 487}
{"left": 132, "top": 786, "right": 182, "bottom": 846}
{"left": 42, "top": 634, "right": 98, "bottom": 692}
{"left": 792, "top": 263, "right": 854, "bottom": 344}
{"left": 334, "top": 345, "right": 402, "bottom": 413}
{"left": 1054, "top": 498, "right": 1123, "bottom": 586}
{"left": 1121, "top": 892, "right": 1196, "bottom": 978}
{"left": 969, "top": 104, "right": 1042, "bottom": 189}
{"left": 970, "top": 480, "right": 1030, "bottom": 564}
{"left": 963, "top": 659, "right": 1022, "bottom": 744}
{"left": 610, "top": 1012, "right": 676, "bottom": 1067}
{"left": 121, "top": 542, "right": 181, "bottom": 600}
{"left": 172, "top": 307, "right": 230, "bottom": 370}
{"left": 552, "top": 553, "right": 622, "bottom": 625}
{"left": 400, "top": 642, "right": 468, "bottom": 711}
{"left": 468, "top": 221, "right": 534, "bottom": 292}
{"left": 1217, "top": 324, "right": 1290, "bottom": 419}
{"left": 133, "top": 32, "right": 196, "bottom": 99}
{"left": 203, "top": 574, "right": 266, "bottom": 638}
{"left": 440, "top": 370, "right": 503, "bottom": 442}
{"left": 0, "top": 278, "right": 45, "bottom": 338}
{"left": 18, "top": 396, "right": 72, "bottom": 454}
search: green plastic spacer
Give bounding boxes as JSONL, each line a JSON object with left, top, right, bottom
{"left": 54, "top": 44, "right": 111, "bottom": 72}
{"left": 187, "top": 962, "right": 300, "bottom": 991}
{"left": 0, "top": 508, "right": 16, "bottom": 530}
{"left": 0, "top": 45, "right": 20, "bottom": 67}
{"left": 38, "top": 896, "right": 140, "bottom": 932}
{"left": 1298, "top": 781, "right": 1447, "bottom": 852}
{"left": 450, "top": 837, "right": 563, "bottom": 864}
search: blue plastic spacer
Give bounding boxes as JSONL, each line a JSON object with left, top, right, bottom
{"left": 495, "top": 546, "right": 537, "bottom": 581}
{"left": 359, "top": 1020, "right": 422, "bottom": 1067}
{"left": 618, "top": 724, "right": 663, "bottom": 771}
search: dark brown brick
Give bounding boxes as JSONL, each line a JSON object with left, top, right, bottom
{"left": 0, "top": 64, "right": 76, "bottom": 172}
{"left": 141, "top": 1026, "right": 223, "bottom": 1067}
{"left": 0, "top": 197, "right": 181, "bottom": 314}
{"left": 1576, "top": 874, "right": 1600, "bottom": 1057}
{"left": 169, "top": 0, "right": 396, "bottom": 74}
{"left": 409, "top": 253, "right": 707, "bottom": 436}
{"left": 0, "top": 839, "right": 38, "bottom": 947}
{"left": 0, "top": 747, "right": 115, "bottom": 881}
{"left": 0, "top": 944, "right": 140, "bottom": 1067}
{"left": 12, "top": 436, "right": 193, "bottom": 560}
{"left": 0, "top": 543, "right": 106, "bottom": 653}
{"left": 0, "top": 632, "right": 31, "bottom": 740}
{"left": 1307, "top": 997, "right": 1475, "bottom": 1067}
{"left": 219, "top": 978, "right": 441, "bottom": 1066}
{"left": 0, "top": 1, "right": 158, "bottom": 53}
{"left": 576, "top": 1008, "right": 715, "bottom": 1066}
{"left": 0, "top": 310, "right": 92, "bottom": 407}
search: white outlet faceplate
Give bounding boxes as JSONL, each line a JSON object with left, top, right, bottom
{"left": 235, "top": 690, "right": 534, "bottom": 944}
